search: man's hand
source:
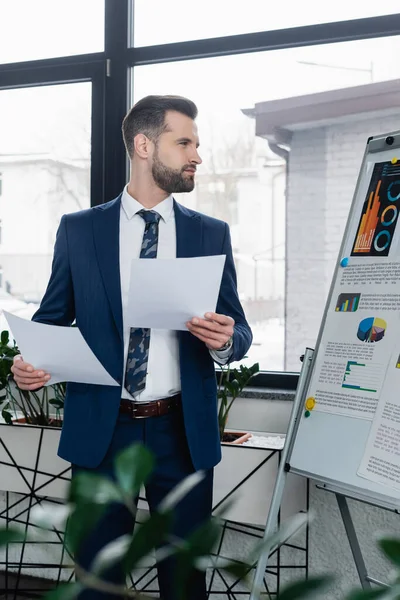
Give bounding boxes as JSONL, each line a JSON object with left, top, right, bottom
{"left": 186, "top": 312, "right": 234, "bottom": 350}
{"left": 11, "top": 356, "right": 51, "bottom": 391}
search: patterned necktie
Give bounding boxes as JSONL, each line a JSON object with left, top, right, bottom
{"left": 124, "top": 209, "right": 161, "bottom": 396}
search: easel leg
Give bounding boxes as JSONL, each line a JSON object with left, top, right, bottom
{"left": 336, "top": 493, "right": 371, "bottom": 590}
{"left": 249, "top": 348, "right": 315, "bottom": 599}
{"left": 249, "top": 481, "right": 280, "bottom": 600}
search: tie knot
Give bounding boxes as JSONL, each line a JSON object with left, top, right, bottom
{"left": 138, "top": 209, "right": 161, "bottom": 225}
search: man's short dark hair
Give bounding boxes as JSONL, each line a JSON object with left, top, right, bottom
{"left": 122, "top": 95, "right": 198, "bottom": 158}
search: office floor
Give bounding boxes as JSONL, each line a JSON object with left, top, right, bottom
{"left": 0, "top": 571, "right": 55, "bottom": 599}
{"left": 0, "top": 570, "right": 254, "bottom": 599}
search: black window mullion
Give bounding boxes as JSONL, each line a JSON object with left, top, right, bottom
{"left": 0, "top": 59, "right": 107, "bottom": 208}
{"left": 129, "top": 12, "right": 400, "bottom": 65}
{"left": 103, "top": 0, "right": 130, "bottom": 202}
{"left": 1, "top": 2, "right": 398, "bottom": 378}
{"left": 91, "top": 68, "right": 107, "bottom": 207}
{"left": 0, "top": 59, "right": 104, "bottom": 89}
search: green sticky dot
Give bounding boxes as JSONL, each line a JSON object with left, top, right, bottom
{"left": 305, "top": 410, "right": 311, "bottom": 418}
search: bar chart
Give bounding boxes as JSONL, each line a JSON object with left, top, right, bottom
{"left": 351, "top": 161, "right": 400, "bottom": 257}
{"left": 342, "top": 360, "right": 382, "bottom": 393}
{"left": 353, "top": 180, "right": 381, "bottom": 254}
{"left": 335, "top": 293, "right": 361, "bottom": 312}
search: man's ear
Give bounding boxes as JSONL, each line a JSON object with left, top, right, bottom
{"left": 134, "top": 133, "right": 152, "bottom": 158}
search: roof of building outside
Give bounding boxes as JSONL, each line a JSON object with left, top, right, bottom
{"left": 242, "top": 79, "right": 400, "bottom": 144}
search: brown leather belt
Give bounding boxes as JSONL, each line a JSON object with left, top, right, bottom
{"left": 119, "top": 394, "right": 181, "bottom": 419}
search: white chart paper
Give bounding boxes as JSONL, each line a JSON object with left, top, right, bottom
{"left": 4, "top": 312, "right": 119, "bottom": 387}
{"left": 127, "top": 255, "right": 226, "bottom": 330}
{"left": 358, "top": 347, "right": 400, "bottom": 490}
{"left": 303, "top": 260, "right": 400, "bottom": 420}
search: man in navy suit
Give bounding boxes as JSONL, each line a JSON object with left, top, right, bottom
{"left": 12, "top": 95, "right": 252, "bottom": 599}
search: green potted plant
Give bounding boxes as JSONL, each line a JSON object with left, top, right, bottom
{"left": 0, "top": 329, "right": 69, "bottom": 499}
{"left": 0, "top": 442, "right": 316, "bottom": 600}
{"left": 213, "top": 360, "right": 307, "bottom": 527}
{"left": 0, "top": 329, "right": 65, "bottom": 426}
{"left": 217, "top": 360, "right": 260, "bottom": 443}
{"left": 5, "top": 441, "right": 400, "bottom": 600}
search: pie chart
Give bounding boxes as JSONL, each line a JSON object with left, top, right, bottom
{"left": 357, "top": 317, "right": 386, "bottom": 343}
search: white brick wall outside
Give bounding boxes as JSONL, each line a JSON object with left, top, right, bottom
{"left": 285, "top": 113, "right": 400, "bottom": 370}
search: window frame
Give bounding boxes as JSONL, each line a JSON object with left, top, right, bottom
{"left": 0, "top": 1, "right": 399, "bottom": 378}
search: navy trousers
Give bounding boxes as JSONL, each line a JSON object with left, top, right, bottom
{"left": 71, "top": 407, "right": 213, "bottom": 600}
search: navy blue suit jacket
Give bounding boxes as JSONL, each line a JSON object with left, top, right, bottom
{"left": 32, "top": 195, "right": 252, "bottom": 470}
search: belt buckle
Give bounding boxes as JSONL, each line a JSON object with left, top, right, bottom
{"left": 130, "top": 403, "right": 148, "bottom": 419}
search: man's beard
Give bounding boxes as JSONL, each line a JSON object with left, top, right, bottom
{"left": 151, "top": 148, "right": 195, "bottom": 194}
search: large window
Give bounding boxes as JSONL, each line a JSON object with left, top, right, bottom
{"left": 133, "top": 0, "right": 393, "bottom": 46}
{"left": 1, "top": 1, "right": 399, "bottom": 374}
{"left": 0, "top": 83, "right": 91, "bottom": 329}
{"left": 0, "top": 0, "right": 104, "bottom": 64}
{"left": 134, "top": 34, "right": 400, "bottom": 371}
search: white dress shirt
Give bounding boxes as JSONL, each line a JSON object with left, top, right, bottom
{"left": 119, "top": 185, "right": 232, "bottom": 403}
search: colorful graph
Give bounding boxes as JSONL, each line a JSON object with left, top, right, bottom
{"left": 351, "top": 161, "right": 400, "bottom": 257}
{"left": 335, "top": 293, "right": 360, "bottom": 312}
{"left": 353, "top": 180, "right": 381, "bottom": 254}
{"left": 357, "top": 317, "right": 386, "bottom": 343}
{"left": 342, "top": 361, "right": 381, "bottom": 393}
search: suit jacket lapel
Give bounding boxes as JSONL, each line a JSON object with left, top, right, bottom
{"left": 174, "top": 200, "right": 203, "bottom": 362}
{"left": 91, "top": 199, "right": 201, "bottom": 346}
{"left": 174, "top": 200, "right": 203, "bottom": 258}
{"left": 92, "top": 195, "right": 123, "bottom": 342}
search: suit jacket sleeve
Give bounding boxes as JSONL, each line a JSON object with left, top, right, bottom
{"left": 215, "top": 223, "right": 252, "bottom": 363}
{"left": 32, "top": 215, "right": 76, "bottom": 326}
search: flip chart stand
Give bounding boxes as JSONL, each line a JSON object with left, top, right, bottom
{"left": 249, "top": 347, "right": 395, "bottom": 598}
{"left": 249, "top": 348, "right": 315, "bottom": 599}
{"left": 320, "top": 486, "right": 391, "bottom": 590}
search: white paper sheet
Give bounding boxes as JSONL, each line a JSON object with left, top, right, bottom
{"left": 4, "top": 312, "right": 119, "bottom": 387}
{"left": 127, "top": 255, "right": 226, "bottom": 330}
{"left": 358, "top": 347, "right": 400, "bottom": 491}
{"left": 302, "top": 259, "right": 400, "bottom": 420}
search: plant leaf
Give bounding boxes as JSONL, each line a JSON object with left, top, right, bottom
{"left": 64, "top": 503, "right": 108, "bottom": 556}
{"left": 182, "top": 518, "right": 221, "bottom": 560}
{"left": 212, "top": 495, "right": 237, "bottom": 520}
{"left": 0, "top": 527, "right": 24, "bottom": 545}
{"left": 123, "top": 511, "right": 172, "bottom": 573}
{"left": 69, "top": 472, "right": 122, "bottom": 505}
{"left": 91, "top": 534, "right": 131, "bottom": 576}
{"left": 379, "top": 538, "right": 400, "bottom": 567}
{"left": 1, "top": 330, "right": 9, "bottom": 346}
{"left": 250, "top": 512, "right": 309, "bottom": 564}
{"left": 158, "top": 470, "right": 205, "bottom": 513}
{"left": 30, "top": 503, "right": 73, "bottom": 531}
{"left": 230, "top": 379, "right": 240, "bottom": 394}
{"left": 173, "top": 520, "right": 223, "bottom": 600}
{"left": 49, "top": 398, "right": 64, "bottom": 409}
{"left": 196, "top": 555, "right": 251, "bottom": 582}
{"left": 115, "top": 443, "right": 155, "bottom": 496}
{"left": 346, "top": 589, "right": 388, "bottom": 600}
{"left": 1, "top": 407, "right": 13, "bottom": 424}
{"left": 221, "top": 561, "right": 252, "bottom": 581}
{"left": 42, "top": 582, "right": 82, "bottom": 600}
{"left": 278, "top": 576, "right": 332, "bottom": 600}
{"left": 251, "top": 362, "right": 260, "bottom": 375}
